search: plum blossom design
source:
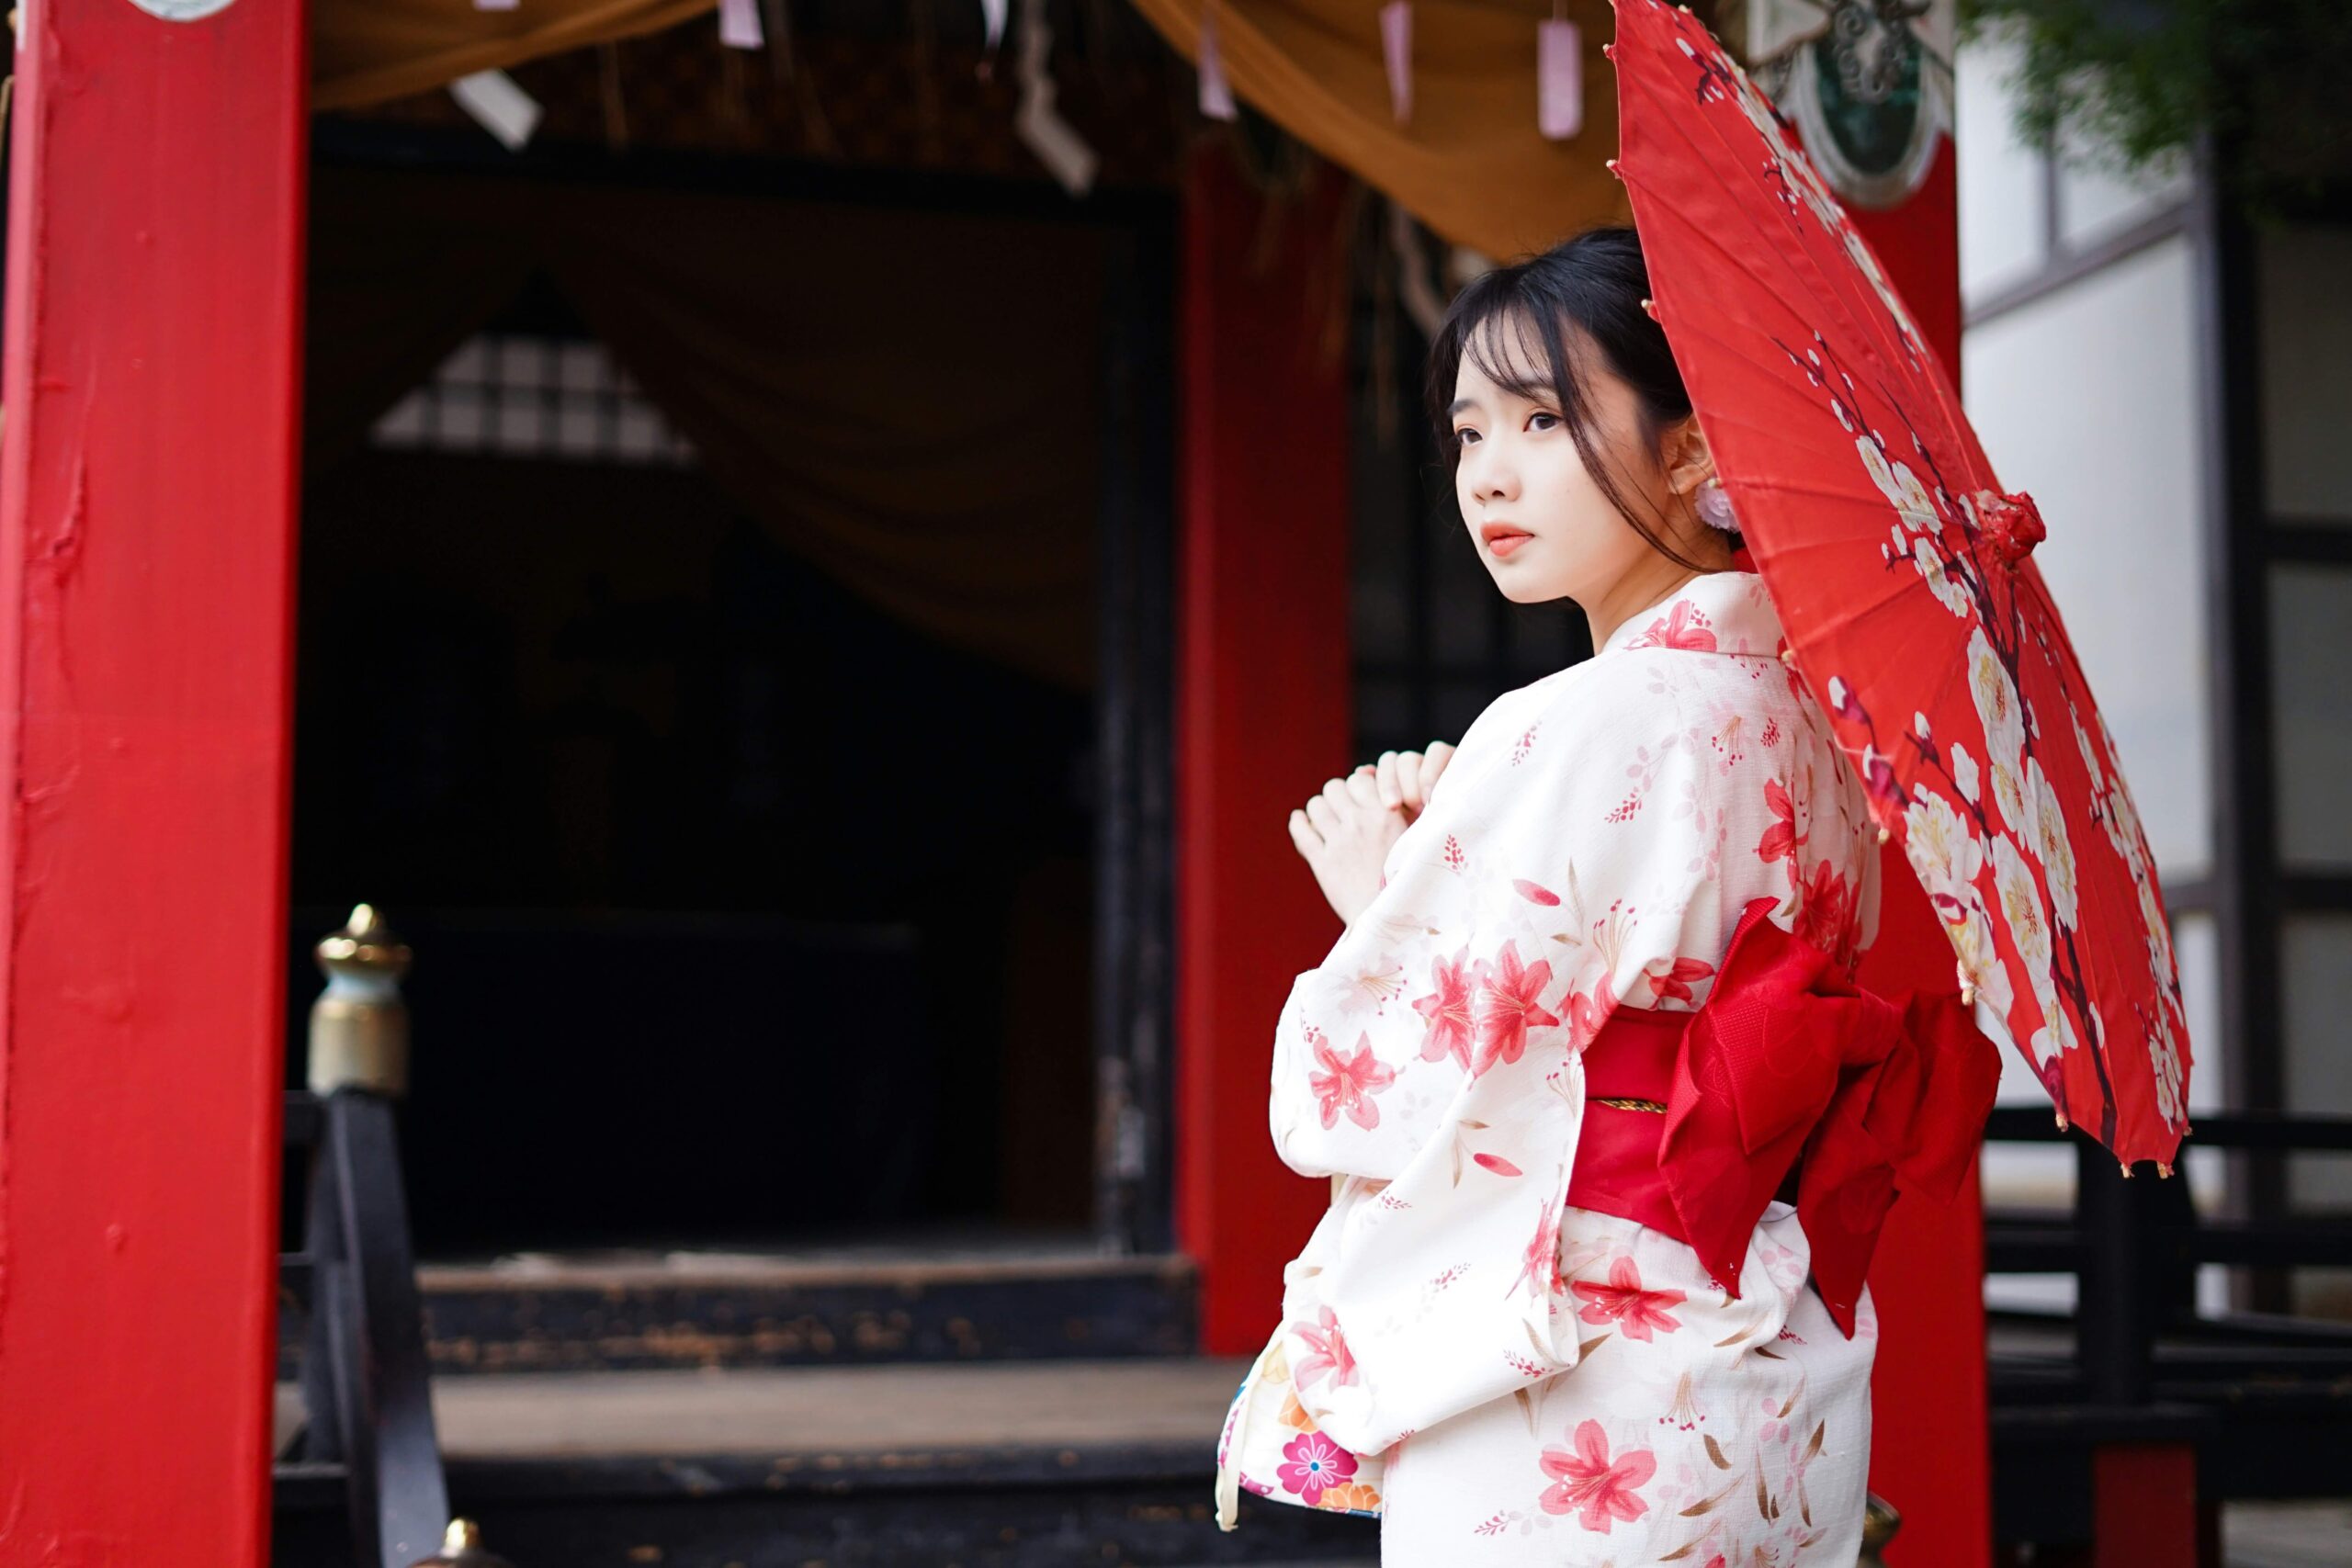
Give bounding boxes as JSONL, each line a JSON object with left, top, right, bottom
{"left": 1860, "top": 437, "right": 1939, "bottom": 536}
{"left": 1966, "top": 629, "right": 2030, "bottom": 829}
{"left": 2025, "top": 757, "right": 2079, "bottom": 929}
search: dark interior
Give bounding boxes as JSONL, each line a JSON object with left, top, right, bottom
{"left": 288, "top": 168, "right": 1126, "bottom": 1258}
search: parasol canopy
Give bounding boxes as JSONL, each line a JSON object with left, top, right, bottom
{"left": 1605, "top": 0, "right": 2190, "bottom": 1170}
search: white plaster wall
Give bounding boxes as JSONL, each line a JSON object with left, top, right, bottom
{"left": 1963, "top": 236, "right": 2213, "bottom": 884}
{"left": 1956, "top": 33, "right": 2047, "bottom": 306}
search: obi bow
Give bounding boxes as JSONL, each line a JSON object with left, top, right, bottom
{"left": 1656, "top": 897, "right": 2003, "bottom": 1337}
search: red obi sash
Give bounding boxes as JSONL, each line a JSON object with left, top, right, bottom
{"left": 1564, "top": 896, "right": 2001, "bottom": 1337}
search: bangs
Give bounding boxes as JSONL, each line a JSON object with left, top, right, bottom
{"left": 1425, "top": 267, "right": 1604, "bottom": 457}
{"left": 1455, "top": 295, "right": 1593, "bottom": 414}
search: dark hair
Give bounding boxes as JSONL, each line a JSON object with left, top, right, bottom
{"left": 1424, "top": 225, "right": 1723, "bottom": 570}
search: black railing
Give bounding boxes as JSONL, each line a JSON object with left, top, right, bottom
{"left": 275, "top": 907, "right": 513, "bottom": 1568}
{"left": 1981, "top": 1106, "right": 2352, "bottom": 1531}
{"left": 280, "top": 1084, "right": 455, "bottom": 1568}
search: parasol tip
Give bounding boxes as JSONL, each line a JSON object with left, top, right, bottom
{"left": 1975, "top": 489, "right": 2048, "bottom": 571}
{"left": 2053, "top": 1110, "right": 2069, "bottom": 1132}
{"left": 2120, "top": 1161, "right": 2134, "bottom": 1179}
{"left": 2157, "top": 1162, "right": 2174, "bottom": 1179}
{"left": 1875, "top": 826, "right": 1892, "bottom": 845}
{"left": 1640, "top": 298, "right": 1658, "bottom": 319}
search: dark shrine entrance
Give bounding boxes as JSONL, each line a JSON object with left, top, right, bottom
{"left": 288, "top": 141, "right": 1176, "bottom": 1269}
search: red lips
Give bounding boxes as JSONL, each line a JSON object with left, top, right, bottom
{"left": 1480, "top": 522, "right": 1534, "bottom": 559}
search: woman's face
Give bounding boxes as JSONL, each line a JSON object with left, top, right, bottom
{"left": 1448, "top": 319, "right": 1679, "bottom": 606}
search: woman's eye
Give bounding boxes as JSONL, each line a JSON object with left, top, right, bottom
{"left": 1454, "top": 428, "right": 1481, "bottom": 446}
{"left": 1528, "top": 412, "right": 1561, "bottom": 432}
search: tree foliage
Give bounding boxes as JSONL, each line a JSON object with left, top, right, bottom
{"left": 1957, "top": 0, "right": 2352, "bottom": 205}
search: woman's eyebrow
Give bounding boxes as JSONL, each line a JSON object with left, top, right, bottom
{"left": 1447, "top": 396, "right": 1479, "bottom": 417}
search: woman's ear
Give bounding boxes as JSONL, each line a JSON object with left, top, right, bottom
{"left": 1661, "top": 413, "right": 1716, "bottom": 502}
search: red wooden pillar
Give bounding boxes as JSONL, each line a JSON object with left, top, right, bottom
{"left": 0, "top": 0, "right": 308, "bottom": 1561}
{"left": 2093, "top": 1446, "right": 2200, "bottom": 1568}
{"left": 1173, "top": 147, "right": 1354, "bottom": 1354}
{"left": 1848, "top": 142, "right": 1996, "bottom": 1568}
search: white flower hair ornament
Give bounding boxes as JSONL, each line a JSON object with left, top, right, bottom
{"left": 1695, "top": 477, "right": 1739, "bottom": 532}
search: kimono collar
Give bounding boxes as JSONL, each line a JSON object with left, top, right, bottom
{"left": 1598, "top": 569, "right": 1782, "bottom": 659}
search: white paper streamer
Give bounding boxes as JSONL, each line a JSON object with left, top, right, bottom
{"left": 1381, "top": 1, "right": 1411, "bottom": 125}
{"left": 1197, "top": 2, "right": 1237, "bottom": 121}
{"left": 1014, "top": 0, "right": 1099, "bottom": 196}
{"left": 449, "top": 70, "right": 542, "bottom": 152}
{"left": 1537, "top": 17, "right": 1582, "bottom": 141}
{"left": 719, "top": 0, "right": 765, "bottom": 49}
{"left": 981, "top": 0, "right": 1009, "bottom": 52}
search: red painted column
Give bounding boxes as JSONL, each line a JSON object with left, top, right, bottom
{"left": 0, "top": 0, "right": 308, "bottom": 1561}
{"left": 1173, "top": 148, "right": 1355, "bottom": 1355}
{"left": 1847, "top": 141, "right": 1996, "bottom": 1568}
{"left": 2093, "top": 1446, "right": 2200, "bottom": 1568}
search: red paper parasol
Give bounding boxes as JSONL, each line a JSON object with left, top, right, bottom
{"left": 1605, "top": 0, "right": 2190, "bottom": 1169}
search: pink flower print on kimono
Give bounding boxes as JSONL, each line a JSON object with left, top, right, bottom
{"left": 1412, "top": 948, "right": 1478, "bottom": 1072}
{"left": 1624, "top": 599, "right": 1718, "bottom": 652}
{"left": 1472, "top": 942, "right": 1560, "bottom": 1076}
{"left": 1306, "top": 1030, "right": 1396, "bottom": 1131}
{"left": 1758, "top": 776, "right": 1804, "bottom": 867}
{"left": 1507, "top": 1197, "right": 1565, "bottom": 1301}
{"left": 1537, "top": 1420, "right": 1658, "bottom": 1532}
{"left": 1791, "top": 856, "right": 1860, "bottom": 967}
{"left": 1642, "top": 954, "right": 1717, "bottom": 1007}
{"left": 1277, "top": 1430, "right": 1357, "bottom": 1506}
{"left": 1291, "top": 1305, "right": 1359, "bottom": 1390}
{"left": 1570, "top": 1257, "right": 1687, "bottom": 1341}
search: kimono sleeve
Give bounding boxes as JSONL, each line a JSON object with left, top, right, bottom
{"left": 1271, "top": 658, "right": 1736, "bottom": 1457}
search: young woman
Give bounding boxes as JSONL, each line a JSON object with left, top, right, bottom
{"left": 1212, "top": 226, "right": 1912, "bottom": 1563}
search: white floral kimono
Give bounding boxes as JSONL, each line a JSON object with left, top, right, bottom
{"left": 1215, "top": 570, "right": 1890, "bottom": 1564}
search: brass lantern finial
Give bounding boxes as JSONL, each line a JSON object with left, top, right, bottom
{"left": 406, "top": 1517, "right": 514, "bottom": 1568}
{"left": 306, "top": 904, "right": 414, "bottom": 1099}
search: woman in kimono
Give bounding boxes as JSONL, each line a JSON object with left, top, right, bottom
{"left": 1213, "top": 226, "right": 1992, "bottom": 1563}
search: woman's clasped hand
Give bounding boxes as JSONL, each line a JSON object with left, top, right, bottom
{"left": 1285, "top": 743, "right": 1455, "bottom": 925}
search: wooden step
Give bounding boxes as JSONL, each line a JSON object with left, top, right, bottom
{"left": 435, "top": 1357, "right": 1243, "bottom": 1464}
{"left": 278, "top": 1359, "right": 1375, "bottom": 1567}
{"left": 412, "top": 1246, "right": 1198, "bottom": 1375}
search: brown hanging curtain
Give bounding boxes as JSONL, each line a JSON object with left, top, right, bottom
{"left": 314, "top": 0, "right": 719, "bottom": 111}
{"left": 306, "top": 166, "right": 1104, "bottom": 690}
{"left": 315, "top": 1, "right": 1630, "bottom": 259}
{"left": 1122, "top": 0, "right": 1629, "bottom": 258}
